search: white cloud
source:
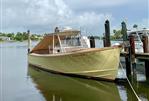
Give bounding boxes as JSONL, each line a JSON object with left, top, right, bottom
{"left": 1, "top": 0, "right": 148, "bottom": 35}
{"left": 1, "top": 0, "right": 113, "bottom": 34}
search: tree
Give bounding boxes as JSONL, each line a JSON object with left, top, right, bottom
{"left": 14, "top": 32, "right": 23, "bottom": 41}
{"left": 113, "top": 29, "right": 122, "bottom": 39}
{"left": 133, "top": 24, "right": 138, "bottom": 29}
{"left": 7, "top": 33, "right": 15, "bottom": 40}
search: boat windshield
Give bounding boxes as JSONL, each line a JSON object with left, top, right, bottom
{"left": 60, "top": 37, "right": 81, "bottom": 47}
{"left": 51, "top": 36, "right": 83, "bottom": 53}
{"left": 53, "top": 35, "right": 82, "bottom": 48}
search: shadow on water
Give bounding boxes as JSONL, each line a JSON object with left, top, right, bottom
{"left": 28, "top": 66, "right": 121, "bottom": 101}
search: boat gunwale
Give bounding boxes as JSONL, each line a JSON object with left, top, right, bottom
{"left": 29, "top": 46, "right": 121, "bottom": 57}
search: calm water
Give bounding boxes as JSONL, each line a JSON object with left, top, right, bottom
{"left": 0, "top": 41, "right": 149, "bottom": 101}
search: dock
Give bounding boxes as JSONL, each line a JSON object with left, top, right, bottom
{"left": 120, "top": 52, "right": 149, "bottom": 60}
{"left": 100, "top": 20, "right": 149, "bottom": 80}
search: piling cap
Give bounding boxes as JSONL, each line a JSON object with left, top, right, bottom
{"left": 105, "top": 20, "right": 109, "bottom": 24}
{"left": 27, "top": 30, "right": 30, "bottom": 33}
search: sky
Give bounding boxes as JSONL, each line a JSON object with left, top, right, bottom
{"left": 0, "top": 0, "right": 149, "bottom": 35}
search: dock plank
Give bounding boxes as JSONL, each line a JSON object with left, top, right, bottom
{"left": 120, "top": 52, "right": 149, "bottom": 60}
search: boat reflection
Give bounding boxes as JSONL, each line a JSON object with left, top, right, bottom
{"left": 28, "top": 66, "right": 121, "bottom": 101}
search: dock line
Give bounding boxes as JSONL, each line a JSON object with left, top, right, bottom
{"left": 119, "top": 62, "right": 141, "bottom": 101}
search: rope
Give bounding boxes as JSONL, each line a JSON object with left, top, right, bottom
{"left": 119, "top": 62, "right": 141, "bottom": 101}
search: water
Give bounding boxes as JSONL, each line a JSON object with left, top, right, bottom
{"left": 0, "top": 41, "right": 149, "bottom": 101}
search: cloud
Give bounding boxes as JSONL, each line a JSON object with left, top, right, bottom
{"left": 65, "top": 0, "right": 129, "bottom": 8}
{"left": 1, "top": 0, "right": 148, "bottom": 35}
{"left": 1, "top": 0, "right": 113, "bottom": 34}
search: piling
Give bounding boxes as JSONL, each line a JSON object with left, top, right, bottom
{"left": 103, "top": 20, "right": 111, "bottom": 47}
{"left": 90, "top": 36, "right": 95, "bottom": 48}
{"left": 27, "top": 30, "right": 31, "bottom": 53}
{"left": 129, "top": 35, "right": 136, "bottom": 65}
{"left": 121, "top": 21, "right": 128, "bottom": 52}
{"left": 142, "top": 35, "right": 149, "bottom": 78}
{"left": 142, "top": 35, "right": 149, "bottom": 53}
{"left": 129, "top": 35, "right": 137, "bottom": 78}
{"left": 121, "top": 21, "right": 132, "bottom": 76}
{"left": 126, "top": 46, "right": 132, "bottom": 77}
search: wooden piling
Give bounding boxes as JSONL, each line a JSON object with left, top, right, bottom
{"left": 103, "top": 20, "right": 111, "bottom": 47}
{"left": 125, "top": 46, "right": 132, "bottom": 77}
{"left": 142, "top": 35, "right": 149, "bottom": 53}
{"left": 129, "top": 35, "right": 137, "bottom": 78}
{"left": 142, "top": 35, "right": 149, "bottom": 78}
{"left": 121, "top": 21, "right": 128, "bottom": 52}
{"left": 90, "top": 36, "right": 95, "bottom": 48}
{"left": 121, "top": 21, "right": 132, "bottom": 76}
{"left": 129, "top": 35, "right": 136, "bottom": 61}
{"left": 27, "top": 30, "right": 31, "bottom": 53}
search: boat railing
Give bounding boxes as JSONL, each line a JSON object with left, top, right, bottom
{"left": 49, "top": 46, "right": 84, "bottom": 54}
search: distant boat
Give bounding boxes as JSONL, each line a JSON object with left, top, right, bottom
{"left": 28, "top": 28, "right": 121, "bottom": 81}
{"left": 127, "top": 29, "right": 149, "bottom": 53}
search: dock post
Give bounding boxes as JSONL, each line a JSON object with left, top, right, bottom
{"left": 126, "top": 46, "right": 132, "bottom": 77}
{"left": 129, "top": 35, "right": 136, "bottom": 77}
{"left": 90, "top": 36, "right": 95, "bottom": 48}
{"left": 129, "top": 35, "right": 135, "bottom": 58}
{"left": 103, "top": 20, "right": 111, "bottom": 47}
{"left": 103, "top": 34, "right": 106, "bottom": 47}
{"left": 121, "top": 21, "right": 132, "bottom": 77}
{"left": 142, "top": 35, "right": 149, "bottom": 78}
{"left": 27, "top": 30, "right": 31, "bottom": 53}
{"left": 121, "top": 21, "right": 128, "bottom": 52}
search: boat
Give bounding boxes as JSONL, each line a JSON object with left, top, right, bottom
{"left": 127, "top": 29, "right": 149, "bottom": 53}
{"left": 28, "top": 27, "right": 121, "bottom": 81}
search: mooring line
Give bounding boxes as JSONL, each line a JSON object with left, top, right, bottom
{"left": 119, "top": 62, "right": 141, "bottom": 101}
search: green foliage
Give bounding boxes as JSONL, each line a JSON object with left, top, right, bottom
{"left": 133, "top": 24, "right": 138, "bottom": 28}
{"left": 7, "top": 33, "right": 15, "bottom": 40}
{"left": 111, "top": 29, "right": 123, "bottom": 40}
{"left": 0, "top": 32, "right": 7, "bottom": 36}
{"left": 14, "top": 32, "right": 23, "bottom": 41}
{"left": 0, "top": 32, "right": 43, "bottom": 41}
{"left": 0, "top": 38, "right": 3, "bottom": 41}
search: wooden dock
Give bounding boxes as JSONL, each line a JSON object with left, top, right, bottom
{"left": 120, "top": 52, "right": 149, "bottom": 60}
{"left": 101, "top": 20, "right": 149, "bottom": 80}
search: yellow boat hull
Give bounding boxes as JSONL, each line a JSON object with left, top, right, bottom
{"left": 28, "top": 47, "right": 121, "bottom": 81}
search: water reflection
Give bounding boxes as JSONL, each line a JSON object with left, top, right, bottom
{"left": 1, "top": 41, "right": 149, "bottom": 101}
{"left": 130, "top": 78, "right": 149, "bottom": 101}
{"left": 28, "top": 66, "right": 121, "bottom": 101}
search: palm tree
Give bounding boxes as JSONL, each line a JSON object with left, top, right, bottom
{"left": 133, "top": 24, "right": 138, "bottom": 29}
